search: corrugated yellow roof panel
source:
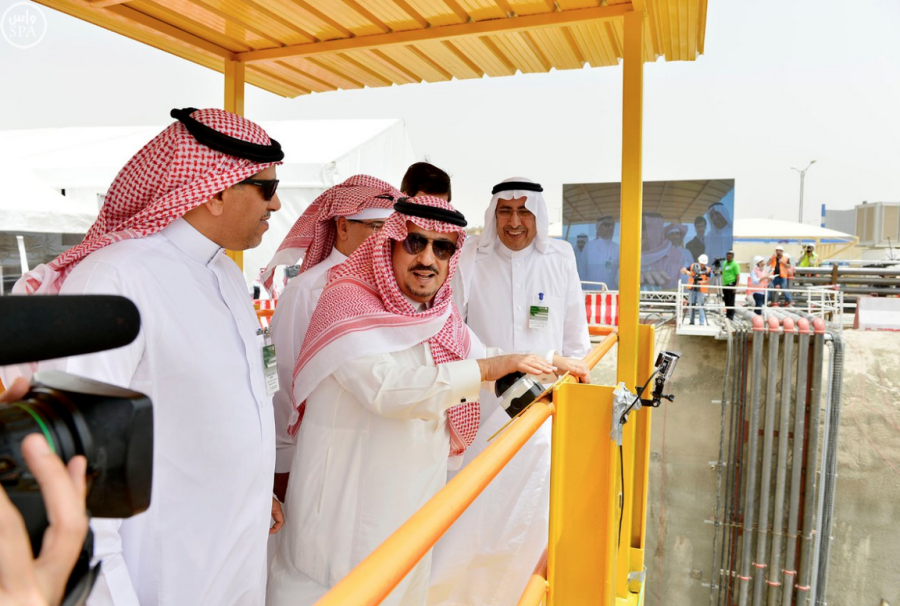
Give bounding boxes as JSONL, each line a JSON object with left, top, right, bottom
{"left": 506, "top": 0, "right": 557, "bottom": 17}
{"left": 454, "top": 0, "right": 507, "bottom": 22}
{"left": 404, "top": 0, "right": 468, "bottom": 26}
{"left": 415, "top": 40, "right": 485, "bottom": 79}
{"left": 131, "top": 0, "right": 257, "bottom": 51}
{"left": 527, "top": 27, "right": 582, "bottom": 69}
{"left": 377, "top": 44, "right": 453, "bottom": 82}
{"left": 491, "top": 31, "right": 548, "bottom": 73}
{"left": 556, "top": 0, "right": 605, "bottom": 9}
{"left": 183, "top": 0, "right": 315, "bottom": 45}
{"left": 353, "top": 0, "right": 430, "bottom": 31}
{"left": 452, "top": 36, "right": 516, "bottom": 77}
{"left": 35, "top": 0, "right": 707, "bottom": 98}
{"left": 300, "top": 0, "right": 386, "bottom": 36}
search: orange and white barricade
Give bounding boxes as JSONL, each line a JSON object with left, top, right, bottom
{"left": 253, "top": 299, "right": 277, "bottom": 330}
{"left": 584, "top": 291, "right": 619, "bottom": 326}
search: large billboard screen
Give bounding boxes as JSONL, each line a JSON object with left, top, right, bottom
{"left": 563, "top": 179, "right": 735, "bottom": 290}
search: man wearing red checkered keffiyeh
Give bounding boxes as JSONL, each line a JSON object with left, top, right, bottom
{"left": 18, "top": 109, "right": 287, "bottom": 606}
{"left": 267, "top": 196, "right": 558, "bottom": 606}
{"left": 259, "top": 174, "right": 400, "bottom": 294}
{"left": 264, "top": 176, "right": 400, "bottom": 499}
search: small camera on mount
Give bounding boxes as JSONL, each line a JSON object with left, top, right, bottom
{"left": 619, "top": 350, "right": 682, "bottom": 427}
{"left": 641, "top": 351, "right": 681, "bottom": 408}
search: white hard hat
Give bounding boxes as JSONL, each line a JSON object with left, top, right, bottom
{"left": 698, "top": 254, "right": 709, "bottom": 264}
{"left": 806, "top": 243, "right": 815, "bottom": 249}
{"left": 775, "top": 245, "right": 784, "bottom": 251}
{"left": 753, "top": 255, "right": 764, "bottom": 266}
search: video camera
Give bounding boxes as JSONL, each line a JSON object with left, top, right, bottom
{"left": 0, "top": 295, "right": 153, "bottom": 605}
{"left": 712, "top": 257, "right": 726, "bottom": 270}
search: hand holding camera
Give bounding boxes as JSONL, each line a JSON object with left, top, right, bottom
{"left": 0, "top": 378, "right": 88, "bottom": 606}
{"left": 0, "top": 295, "right": 153, "bottom": 606}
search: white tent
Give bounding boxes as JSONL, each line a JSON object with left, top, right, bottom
{"left": 0, "top": 119, "right": 415, "bottom": 284}
{"left": 0, "top": 163, "right": 96, "bottom": 234}
{"left": 733, "top": 218, "right": 855, "bottom": 242}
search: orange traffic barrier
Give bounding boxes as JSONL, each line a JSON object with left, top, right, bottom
{"left": 314, "top": 334, "right": 618, "bottom": 606}
{"left": 516, "top": 547, "right": 548, "bottom": 606}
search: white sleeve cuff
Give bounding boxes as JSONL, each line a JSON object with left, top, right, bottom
{"left": 444, "top": 359, "right": 483, "bottom": 405}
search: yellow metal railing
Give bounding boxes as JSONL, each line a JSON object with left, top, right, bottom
{"left": 516, "top": 547, "right": 548, "bottom": 606}
{"left": 313, "top": 331, "right": 638, "bottom": 605}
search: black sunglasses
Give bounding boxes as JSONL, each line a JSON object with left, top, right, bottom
{"left": 401, "top": 232, "right": 458, "bottom": 261}
{"left": 238, "top": 178, "right": 279, "bottom": 201}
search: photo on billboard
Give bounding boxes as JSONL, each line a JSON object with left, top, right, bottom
{"left": 563, "top": 179, "right": 735, "bottom": 291}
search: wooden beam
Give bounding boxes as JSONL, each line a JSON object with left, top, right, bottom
{"left": 392, "top": 0, "right": 431, "bottom": 28}
{"left": 77, "top": 0, "right": 237, "bottom": 59}
{"left": 441, "top": 0, "right": 472, "bottom": 24}
{"left": 238, "top": 3, "right": 631, "bottom": 63}
{"left": 87, "top": 0, "right": 130, "bottom": 7}
{"left": 561, "top": 25, "right": 585, "bottom": 65}
{"left": 182, "top": 0, "right": 298, "bottom": 47}
{"left": 337, "top": 0, "right": 391, "bottom": 33}
{"left": 287, "top": 0, "right": 354, "bottom": 38}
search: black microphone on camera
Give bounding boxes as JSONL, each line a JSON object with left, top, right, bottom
{"left": 0, "top": 295, "right": 141, "bottom": 366}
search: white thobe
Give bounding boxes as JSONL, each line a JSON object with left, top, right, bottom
{"left": 267, "top": 335, "right": 494, "bottom": 606}
{"left": 583, "top": 237, "right": 620, "bottom": 290}
{"left": 270, "top": 247, "right": 346, "bottom": 473}
{"left": 431, "top": 239, "right": 590, "bottom": 606}
{"left": 48, "top": 218, "right": 276, "bottom": 606}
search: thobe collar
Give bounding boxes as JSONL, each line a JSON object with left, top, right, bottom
{"left": 496, "top": 240, "right": 536, "bottom": 260}
{"left": 326, "top": 246, "right": 348, "bottom": 266}
{"left": 401, "top": 293, "right": 429, "bottom": 313}
{"left": 162, "top": 217, "right": 223, "bottom": 265}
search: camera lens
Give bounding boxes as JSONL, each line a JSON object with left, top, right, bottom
{"left": 0, "top": 371, "right": 153, "bottom": 553}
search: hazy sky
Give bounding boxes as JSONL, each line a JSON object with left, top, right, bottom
{"left": 2, "top": 0, "right": 899, "bottom": 227}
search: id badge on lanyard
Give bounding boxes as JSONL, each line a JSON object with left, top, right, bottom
{"left": 528, "top": 292, "right": 550, "bottom": 329}
{"left": 258, "top": 327, "right": 279, "bottom": 395}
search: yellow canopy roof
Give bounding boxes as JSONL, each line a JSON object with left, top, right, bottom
{"left": 37, "top": 0, "right": 707, "bottom": 98}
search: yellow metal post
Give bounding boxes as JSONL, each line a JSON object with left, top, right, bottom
{"left": 617, "top": 8, "right": 644, "bottom": 413}
{"left": 224, "top": 59, "right": 245, "bottom": 269}
{"left": 224, "top": 59, "right": 245, "bottom": 116}
{"left": 626, "top": 324, "right": 656, "bottom": 595}
{"left": 615, "top": 9, "right": 645, "bottom": 600}
{"left": 547, "top": 383, "right": 619, "bottom": 606}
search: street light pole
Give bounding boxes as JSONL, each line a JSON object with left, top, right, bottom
{"left": 791, "top": 160, "right": 817, "bottom": 224}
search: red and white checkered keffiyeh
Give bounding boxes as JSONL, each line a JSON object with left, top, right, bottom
{"left": 15, "top": 108, "right": 281, "bottom": 294}
{"left": 289, "top": 195, "right": 480, "bottom": 457}
{"left": 260, "top": 174, "right": 400, "bottom": 294}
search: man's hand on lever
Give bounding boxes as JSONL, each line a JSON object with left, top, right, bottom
{"left": 551, "top": 354, "right": 591, "bottom": 383}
